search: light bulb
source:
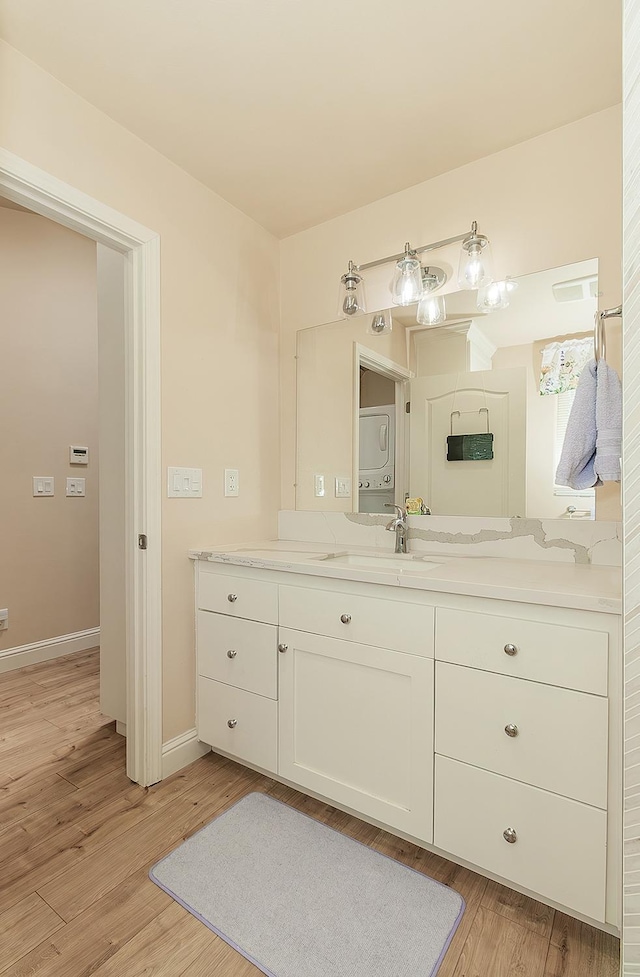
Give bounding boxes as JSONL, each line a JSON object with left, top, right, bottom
{"left": 368, "top": 310, "right": 393, "bottom": 335}
{"left": 457, "top": 222, "right": 493, "bottom": 289}
{"left": 476, "top": 277, "right": 517, "bottom": 313}
{"left": 338, "top": 261, "right": 366, "bottom": 318}
{"left": 390, "top": 251, "right": 423, "bottom": 306}
{"left": 417, "top": 293, "right": 446, "bottom": 326}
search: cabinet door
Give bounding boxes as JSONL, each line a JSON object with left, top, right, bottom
{"left": 278, "top": 628, "right": 434, "bottom": 843}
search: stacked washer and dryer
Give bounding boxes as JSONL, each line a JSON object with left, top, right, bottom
{"left": 358, "top": 404, "right": 396, "bottom": 513}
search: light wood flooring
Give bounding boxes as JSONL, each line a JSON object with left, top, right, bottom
{"left": 0, "top": 648, "right": 620, "bottom": 976}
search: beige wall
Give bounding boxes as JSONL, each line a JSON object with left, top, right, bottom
{"left": 0, "top": 40, "right": 281, "bottom": 742}
{"left": 0, "top": 207, "right": 99, "bottom": 650}
{"left": 280, "top": 106, "right": 623, "bottom": 519}
{"left": 360, "top": 370, "right": 395, "bottom": 408}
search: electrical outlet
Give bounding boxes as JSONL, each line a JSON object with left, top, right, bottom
{"left": 0, "top": 609, "right": 8, "bottom": 632}
{"left": 314, "top": 474, "right": 325, "bottom": 497}
{"left": 224, "top": 469, "right": 239, "bottom": 497}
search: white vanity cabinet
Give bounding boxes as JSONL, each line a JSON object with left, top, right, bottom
{"left": 194, "top": 559, "right": 620, "bottom": 931}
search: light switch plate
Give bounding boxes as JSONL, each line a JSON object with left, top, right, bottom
{"left": 66, "top": 477, "right": 86, "bottom": 497}
{"left": 335, "top": 476, "right": 352, "bottom": 498}
{"left": 224, "top": 469, "right": 239, "bottom": 497}
{"left": 0, "top": 609, "right": 8, "bottom": 631}
{"left": 33, "top": 477, "right": 54, "bottom": 497}
{"left": 167, "top": 467, "right": 203, "bottom": 498}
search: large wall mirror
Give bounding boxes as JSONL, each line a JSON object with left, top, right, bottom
{"left": 296, "top": 258, "right": 617, "bottom": 520}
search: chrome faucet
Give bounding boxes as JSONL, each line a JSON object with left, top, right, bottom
{"left": 385, "top": 503, "right": 408, "bottom": 554}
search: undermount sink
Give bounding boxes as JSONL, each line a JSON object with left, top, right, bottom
{"left": 316, "top": 553, "right": 442, "bottom": 573}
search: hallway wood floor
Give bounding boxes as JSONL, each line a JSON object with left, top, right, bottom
{"left": 0, "top": 649, "right": 620, "bottom": 976}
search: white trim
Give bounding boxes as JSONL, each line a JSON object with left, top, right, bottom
{"left": 0, "top": 628, "right": 101, "bottom": 673}
{"left": 0, "top": 149, "right": 163, "bottom": 787}
{"left": 162, "top": 728, "right": 211, "bottom": 779}
{"left": 115, "top": 721, "right": 127, "bottom": 737}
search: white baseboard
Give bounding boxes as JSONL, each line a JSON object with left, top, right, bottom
{"left": 162, "top": 728, "right": 211, "bottom": 779}
{"left": 0, "top": 627, "right": 101, "bottom": 673}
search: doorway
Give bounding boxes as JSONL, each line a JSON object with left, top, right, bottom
{"left": 0, "top": 148, "right": 162, "bottom": 787}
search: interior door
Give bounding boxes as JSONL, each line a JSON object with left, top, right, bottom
{"left": 409, "top": 368, "right": 526, "bottom": 517}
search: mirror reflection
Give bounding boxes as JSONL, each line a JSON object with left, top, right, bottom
{"left": 296, "top": 258, "right": 616, "bottom": 520}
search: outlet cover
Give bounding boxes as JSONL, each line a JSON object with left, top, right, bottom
{"left": 0, "top": 609, "right": 7, "bottom": 631}
{"left": 314, "top": 474, "right": 325, "bottom": 497}
{"left": 224, "top": 469, "right": 239, "bottom": 497}
{"left": 335, "top": 476, "right": 352, "bottom": 498}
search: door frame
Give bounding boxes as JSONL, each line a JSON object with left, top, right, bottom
{"left": 0, "top": 148, "right": 162, "bottom": 787}
{"left": 353, "top": 344, "right": 413, "bottom": 511}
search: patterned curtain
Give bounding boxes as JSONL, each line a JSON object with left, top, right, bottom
{"left": 539, "top": 337, "right": 592, "bottom": 396}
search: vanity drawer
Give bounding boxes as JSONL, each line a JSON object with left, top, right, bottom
{"left": 435, "top": 607, "right": 607, "bottom": 694}
{"left": 435, "top": 662, "right": 607, "bottom": 807}
{"left": 279, "top": 585, "right": 434, "bottom": 657}
{"left": 198, "top": 678, "right": 277, "bottom": 773}
{"left": 198, "top": 571, "right": 278, "bottom": 624}
{"left": 197, "top": 612, "right": 277, "bottom": 699}
{"left": 434, "top": 755, "right": 607, "bottom": 922}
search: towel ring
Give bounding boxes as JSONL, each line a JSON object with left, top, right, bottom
{"left": 594, "top": 305, "right": 622, "bottom": 362}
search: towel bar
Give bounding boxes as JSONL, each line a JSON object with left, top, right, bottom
{"left": 594, "top": 305, "right": 622, "bottom": 362}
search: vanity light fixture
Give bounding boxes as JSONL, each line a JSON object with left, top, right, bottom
{"left": 476, "top": 276, "right": 518, "bottom": 312}
{"left": 338, "top": 260, "right": 367, "bottom": 317}
{"left": 368, "top": 310, "right": 393, "bottom": 335}
{"left": 337, "top": 221, "right": 492, "bottom": 315}
{"left": 457, "top": 221, "right": 494, "bottom": 290}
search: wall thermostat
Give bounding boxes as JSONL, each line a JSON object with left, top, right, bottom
{"left": 69, "top": 445, "right": 89, "bottom": 465}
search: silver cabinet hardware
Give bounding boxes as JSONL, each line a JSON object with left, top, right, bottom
{"left": 503, "top": 827, "right": 517, "bottom": 844}
{"left": 504, "top": 643, "right": 518, "bottom": 656}
{"left": 226, "top": 649, "right": 237, "bottom": 659}
{"left": 227, "top": 594, "right": 238, "bottom": 603}
{"left": 340, "top": 614, "right": 352, "bottom": 624}
{"left": 278, "top": 643, "right": 288, "bottom": 653}
{"left": 504, "top": 723, "right": 519, "bottom": 737}
{"left": 227, "top": 719, "right": 237, "bottom": 729}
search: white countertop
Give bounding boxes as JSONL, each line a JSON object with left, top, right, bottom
{"left": 189, "top": 540, "right": 621, "bottom": 614}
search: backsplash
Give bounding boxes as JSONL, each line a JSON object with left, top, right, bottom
{"left": 278, "top": 511, "right": 622, "bottom": 567}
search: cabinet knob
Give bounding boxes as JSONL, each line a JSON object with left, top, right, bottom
{"left": 227, "top": 719, "right": 238, "bottom": 729}
{"left": 227, "top": 593, "right": 238, "bottom": 603}
{"left": 278, "top": 643, "right": 288, "bottom": 653}
{"left": 340, "top": 613, "right": 351, "bottom": 624}
{"left": 226, "top": 649, "right": 237, "bottom": 659}
{"left": 503, "top": 643, "right": 518, "bottom": 656}
{"left": 503, "top": 827, "right": 517, "bottom": 844}
{"left": 504, "top": 723, "right": 519, "bottom": 737}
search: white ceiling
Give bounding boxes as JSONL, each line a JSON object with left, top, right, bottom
{"left": 0, "top": 0, "right": 621, "bottom": 237}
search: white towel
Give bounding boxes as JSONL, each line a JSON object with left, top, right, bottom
{"left": 555, "top": 359, "right": 621, "bottom": 490}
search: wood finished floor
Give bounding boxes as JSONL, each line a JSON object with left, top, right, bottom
{"left": 0, "top": 648, "right": 620, "bottom": 976}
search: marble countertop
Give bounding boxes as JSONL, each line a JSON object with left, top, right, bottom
{"left": 189, "top": 540, "right": 621, "bottom": 614}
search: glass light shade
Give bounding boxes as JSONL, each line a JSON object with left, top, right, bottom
{"left": 416, "top": 293, "right": 446, "bottom": 326}
{"left": 338, "top": 265, "right": 366, "bottom": 318}
{"left": 390, "top": 255, "right": 423, "bottom": 306}
{"left": 457, "top": 239, "right": 494, "bottom": 290}
{"left": 476, "top": 278, "right": 518, "bottom": 312}
{"left": 367, "top": 310, "right": 393, "bottom": 336}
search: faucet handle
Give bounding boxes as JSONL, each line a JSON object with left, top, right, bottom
{"left": 384, "top": 503, "right": 407, "bottom": 520}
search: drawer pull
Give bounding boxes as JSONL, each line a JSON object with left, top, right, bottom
{"left": 340, "top": 614, "right": 352, "bottom": 624}
{"left": 503, "top": 643, "right": 518, "bottom": 656}
{"left": 278, "top": 643, "right": 288, "bottom": 653}
{"left": 503, "top": 827, "right": 518, "bottom": 844}
{"left": 226, "top": 649, "right": 237, "bottom": 659}
{"left": 227, "top": 594, "right": 238, "bottom": 603}
{"left": 504, "top": 723, "right": 519, "bottom": 737}
{"left": 227, "top": 719, "right": 238, "bottom": 729}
